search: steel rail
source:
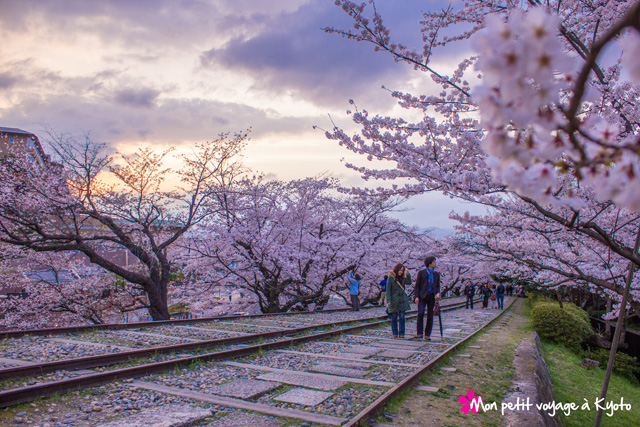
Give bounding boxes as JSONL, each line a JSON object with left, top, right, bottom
{"left": 0, "top": 300, "right": 476, "bottom": 408}
{"left": 343, "top": 297, "right": 518, "bottom": 426}
{"left": 0, "top": 304, "right": 378, "bottom": 339}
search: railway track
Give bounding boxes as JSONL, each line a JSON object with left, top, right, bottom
{"left": 0, "top": 305, "right": 386, "bottom": 340}
{"left": 0, "top": 296, "right": 507, "bottom": 427}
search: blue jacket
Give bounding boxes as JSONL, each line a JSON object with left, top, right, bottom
{"left": 348, "top": 272, "right": 359, "bottom": 295}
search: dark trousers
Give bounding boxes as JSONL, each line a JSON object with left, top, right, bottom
{"left": 350, "top": 294, "right": 360, "bottom": 311}
{"left": 417, "top": 293, "right": 436, "bottom": 337}
{"left": 483, "top": 295, "right": 489, "bottom": 308}
{"left": 466, "top": 295, "right": 474, "bottom": 309}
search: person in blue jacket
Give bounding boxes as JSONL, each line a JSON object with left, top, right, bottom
{"left": 348, "top": 271, "right": 361, "bottom": 311}
{"left": 378, "top": 275, "right": 388, "bottom": 306}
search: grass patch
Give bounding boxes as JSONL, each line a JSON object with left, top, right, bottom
{"left": 541, "top": 341, "right": 640, "bottom": 427}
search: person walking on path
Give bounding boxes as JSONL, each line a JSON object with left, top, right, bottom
{"left": 348, "top": 271, "right": 361, "bottom": 311}
{"left": 414, "top": 256, "right": 441, "bottom": 340}
{"left": 496, "top": 282, "right": 505, "bottom": 309}
{"left": 463, "top": 279, "right": 475, "bottom": 309}
{"left": 480, "top": 282, "right": 490, "bottom": 309}
{"left": 378, "top": 275, "right": 388, "bottom": 306}
{"left": 489, "top": 284, "right": 498, "bottom": 309}
{"left": 386, "top": 264, "right": 411, "bottom": 338}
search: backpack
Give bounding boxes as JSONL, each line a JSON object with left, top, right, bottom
{"left": 497, "top": 284, "right": 505, "bottom": 294}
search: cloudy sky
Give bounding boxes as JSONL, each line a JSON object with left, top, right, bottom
{"left": 0, "top": 0, "right": 485, "bottom": 229}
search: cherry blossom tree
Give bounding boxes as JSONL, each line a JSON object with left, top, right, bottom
{"left": 326, "top": 1, "right": 640, "bottom": 211}
{"left": 325, "top": 0, "right": 640, "bottom": 251}
{"left": 0, "top": 130, "right": 247, "bottom": 321}
{"left": 326, "top": 2, "right": 640, "bottom": 419}
{"left": 184, "top": 176, "right": 430, "bottom": 312}
{"left": 0, "top": 249, "right": 145, "bottom": 328}
{"left": 451, "top": 196, "right": 640, "bottom": 318}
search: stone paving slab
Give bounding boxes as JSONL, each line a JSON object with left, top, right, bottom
{"left": 377, "top": 349, "right": 416, "bottom": 359}
{"left": 274, "top": 388, "right": 333, "bottom": 406}
{"left": 175, "top": 325, "right": 250, "bottom": 335}
{"left": 230, "top": 322, "right": 293, "bottom": 330}
{"left": 257, "top": 371, "right": 347, "bottom": 391}
{"left": 372, "top": 340, "right": 424, "bottom": 349}
{"left": 121, "top": 330, "right": 204, "bottom": 342}
{"left": 205, "top": 412, "right": 284, "bottom": 427}
{"left": 416, "top": 385, "right": 440, "bottom": 393}
{"left": 0, "top": 357, "right": 37, "bottom": 366}
{"left": 210, "top": 379, "right": 281, "bottom": 399}
{"left": 222, "top": 362, "right": 393, "bottom": 388}
{"left": 96, "top": 404, "right": 211, "bottom": 427}
{"left": 275, "top": 350, "right": 421, "bottom": 368}
{"left": 309, "top": 363, "right": 367, "bottom": 378}
{"left": 327, "top": 359, "right": 371, "bottom": 369}
{"left": 131, "top": 381, "right": 346, "bottom": 426}
{"left": 340, "top": 345, "right": 381, "bottom": 355}
{"left": 329, "top": 352, "right": 369, "bottom": 359}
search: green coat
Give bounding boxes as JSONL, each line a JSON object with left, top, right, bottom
{"left": 386, "top": 271, "right": 411, "bottom": 313}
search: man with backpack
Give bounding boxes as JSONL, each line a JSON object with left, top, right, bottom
{"left": 378, "top": 275, "right": 388, "bottom": 306}
{"left": 478, "top": 283, "right": 487, "bottom": 309}
{"left": 496, "top": 282, "right": 505, "bottom": 310}
{"left": 463, "top": 279, "right": 475, "bottom": 309}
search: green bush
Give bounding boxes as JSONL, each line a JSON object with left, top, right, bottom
{"left": 531, "top": 301, "right": 592, "bottom": 349}
{"left": 585, "top": 348, "right": 640, "bottom": 381}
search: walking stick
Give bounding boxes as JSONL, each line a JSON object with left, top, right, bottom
{"left": 438, "top": 310, "right": 443, "bottom": 337}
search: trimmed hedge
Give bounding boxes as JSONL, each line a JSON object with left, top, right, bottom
{"left": 531, "top": 301, "right": 592, "bottom": 349}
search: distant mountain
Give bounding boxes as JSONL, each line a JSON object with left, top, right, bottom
{"left": 426, "top": 227, "right": 455, "bottom": 238}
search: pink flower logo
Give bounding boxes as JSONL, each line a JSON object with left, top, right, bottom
{"left": 459, "top": 389, "right": 481, "bottom": 414}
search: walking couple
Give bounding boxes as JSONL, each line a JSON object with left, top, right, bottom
{"left": 386, "top": 256, "right": 441, "bottom": 339}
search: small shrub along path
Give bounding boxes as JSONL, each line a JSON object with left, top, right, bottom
{"left": 377, "top": 299, "right": 640, "bottom": 427}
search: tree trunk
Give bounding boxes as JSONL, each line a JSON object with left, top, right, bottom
{"left": 147, "top": 280, "right": 170, "bottom": 321}
{"left": 594, "top": 227, "right": 640, "bottom": 427}
{"left": 605, "top": 297, "right": 612, "bottom": 335}
{"left": 555, "top": 288, "right": 563, "bottom": 309}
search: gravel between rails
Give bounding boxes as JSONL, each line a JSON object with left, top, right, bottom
{"left": 0, "top": 297, "right": 481, "bottom": 426}
{"left": 0, "top": 336, "right": 124, "bottom": 363}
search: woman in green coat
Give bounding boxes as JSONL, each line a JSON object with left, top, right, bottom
{"left": 386, "top": 263, "right": 412, "bottom": 338}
